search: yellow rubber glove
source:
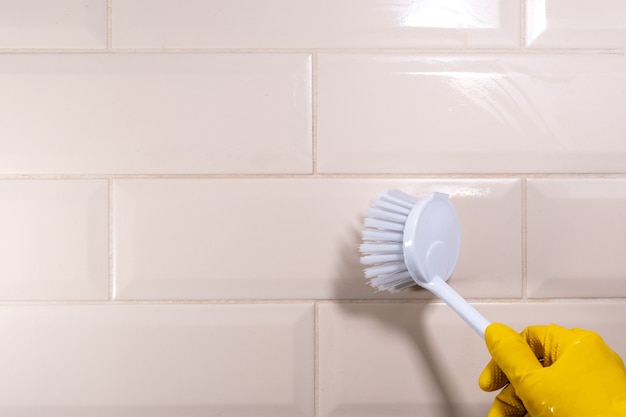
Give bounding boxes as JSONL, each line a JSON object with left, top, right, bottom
{"left": 479, "top": 323, "right": 626, "bottom": 417}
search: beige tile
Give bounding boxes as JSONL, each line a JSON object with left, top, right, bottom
{"left": 0, "top": 180, "right": 108, "bottom": 300}
{"left": 112, "top": 0, "right": 519, "bottom": 49}
{"left": 527, "top": 0, "right": 626, "bottom": 48}
{"left": 318, "top": 302, "right": 493, "bottom": 417}
{"left": 442, "top": 180, "right": 522, "bottom": 298}
{"left": 0, "top": 54, "right": 311, "bottom": 174}
{"left": 113, "top": 178, "right": 520, "bottom": 300}
{"left": 479, "top": 303, "right": 626, "bottom": 347}
{"left": 0, "top": 304, "right": 313, "bottom": 416}
{"left": 318, "top": 301, "right": 626, "bottom": 417}
{"left": 0, "top": 0, "right": 106, "bottom": 48}
{"left": 317, "top": 54, "right": 626, "bottom": 174}
{"left": 527, "top": 179, "right": 626, "bottom": 298}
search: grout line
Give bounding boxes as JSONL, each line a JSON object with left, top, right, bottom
{"left": 520, "top": 0, "right": 527, "bottom": 49}
{"left": 0, "top": 298, "right": 625, "bottom": 306}
{"left": 314, "top": 298, "right": 626, "bottom": 304}
{"left": 108, "top": 179, "right": 116, "bottom": 300}
{"left": 106, "top": 0, "right": 113, "bottom": 49}
{"left": 0, "top": 48, "right": 625, "bottom": 55}
{"left": 521, "top": 178, "right": 528, "bottom": 299}
{"left": 1, "top": 173, "right": 626, "bottom": 181}
{"left": 313, "top": 302, "right": 319, "bottom": 417}
{"left": 311, "top": 52, "right": 318, "bottom": 175}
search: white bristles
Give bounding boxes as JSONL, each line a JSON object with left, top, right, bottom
{"left": 359, "top": 189, "right": 419, "bottom": 292}
{"left": 387, "top": 189, "right": 419, "bottom": 201}
{"left": 362, "top": 229, "right": 403, "bottom": 242}
{"left": 381, "top": 190, "right": 418, "bottom": 207}
{"left": 360, "top": 253, "right": 404, "bottom": 265}
{"left": 363, "top": 262, "right": 407, "bottom": 279}
{"left": 370, "top": 199, "right": 412, "bottom": 215}
{"left": 366, "top": 207, "right": 408, "bottom": 223}
{"left": 363, "top": 218, "right": 404, "bottom": 232}
{"left": 370, "top": 270, "right": 414, "bottom": 292}
{"left": 359, "top": 243, "right": 403, "bottom": 253}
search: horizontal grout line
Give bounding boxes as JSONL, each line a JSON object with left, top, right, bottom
{"left": 317, "top": 298, "right": 626, "bottom": 304}
{"left": 0, "top": 298, "right": 625, "bottom": 306}
{"left": 1, "top": 173, "right": 626, "bottom": 181}
{"left": 0, "top": 48, "right": 625, "bottom": 55}
{"left": 0, "top": 300, "right": 317, "bottom": 306}
{"left": 305, "top": 173, "right": 626, "bottom": 179}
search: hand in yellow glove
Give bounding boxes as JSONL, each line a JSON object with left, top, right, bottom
{"left": 479, "top": 323, "right": 626, "bottom": 417}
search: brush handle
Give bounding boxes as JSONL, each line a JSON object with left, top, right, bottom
{"left": 424, "top": 276, "right": 490, "bottom": 338}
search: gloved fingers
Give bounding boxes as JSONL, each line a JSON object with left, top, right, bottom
{"left": 478, "top": 358, "right": 509, "bottom": 392}
{"left": 486, "top": 383, "right": 527, "bottom": 417}
{"left": 480, "top": 324, "right": 552, "bottom": 392}
{"left": 521, "top": 324, "right": 613, "bottom": 365}
{"left": 519, "top": 324, "right": 549, "bottom": 362}
{"left": 485, "top": 323, "right": 543, "bottom": 387}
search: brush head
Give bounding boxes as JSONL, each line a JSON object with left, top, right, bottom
{"left": 359, "top": 190, "right": 461, "bottom": 293}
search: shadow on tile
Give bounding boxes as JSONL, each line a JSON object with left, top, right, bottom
{"left": 329, "top": 228, "right": 466, "bottom": 417}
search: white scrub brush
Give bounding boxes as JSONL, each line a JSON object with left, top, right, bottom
{"left": 359, "top": 190, "right": 490, "bottom": 337}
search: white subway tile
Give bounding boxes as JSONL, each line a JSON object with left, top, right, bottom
{"left": 0, "top": 54, "right": 311, "bottom": 174}
{"left": 0, "top": 0, "right": 106, "bottom": 48}
{"left": 317, "top": 54, "right": 626, "bottom": 174}
{"left": 527, "top": 179, "right": 626, "bottom": 298}
{"left": 0, "top": 304, "right": 313, "bottom": 416}
{"left": 318, "top": 302, "right": 493, "bottom": 417}
{"left": 0, "top": 180, "right": 108, "bottom": 300}
{"left": 112, "top": 0, "right": 519, "bottom": 49}
{"left": 113, "top": 178, "right": 520, "bottom": 300}
{"left": 527, "top": 0, "right": 626, "bottom": 48}
{"left": 319, "top": 302, "right": 626, "bottom": 417}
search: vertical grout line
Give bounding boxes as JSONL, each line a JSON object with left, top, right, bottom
{"left": 108, "top": 178, "right": 116, "bottom": 300}
{"left": 520, "top": 0, "right": 527, "bottom": 49}
{"left": 106, "top": 0, "right": 113, "bottom": 49}
{"left": 521, "top": 178, "right": 528, "bottom": 299}
{"left": 311, "top": 52, "right": 318, "bottom": 176}
{"left": 313, "top": 301, "right": 319, "bottom": 417}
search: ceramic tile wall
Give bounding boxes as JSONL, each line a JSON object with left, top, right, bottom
{"left": 1, "top": 1, "right": 625, "bottom": 416}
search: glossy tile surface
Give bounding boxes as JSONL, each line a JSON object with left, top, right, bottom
{"left": 317, "top": 54, "right": 626, "bottom": 174}
{"left": 113, "top": 0, "right": 519, "bottom": 49}
{"left": 527, "top": 179, "right": 626, "bottom": 298}
{"left": 0, "top": 54, "right": 312, "bottom": 174}
{"left": 0, "top": 180, "right": 108, "bottom": 300}
{"left": 113, "top": 178, "right": 520, "bottom": 300}
{"left": 0, "top": 304, "right": 314, "bottom": 416}
{"left": 318, "top": 302, "right": 626, "bottom": 417}
{"left": 0, "top": 0, "right": 106, "bottom": 48}
{"left": 527, "top": 0, "right": 626, "bottom": 48}
{"left": 3, "top": 2, "right": 626, "bottom": 414}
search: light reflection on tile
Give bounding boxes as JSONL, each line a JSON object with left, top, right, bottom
{"left": 2, "top": 1, "right": 626, "bottom": 415}
{"left": 317, "top": 54, "right": 626, "bottom": 174}
{"left": 527, "top": 0, "right": 626, "bottom": 48}
{"left": 113, "top": 0, "right": 519, "bottom": 48}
